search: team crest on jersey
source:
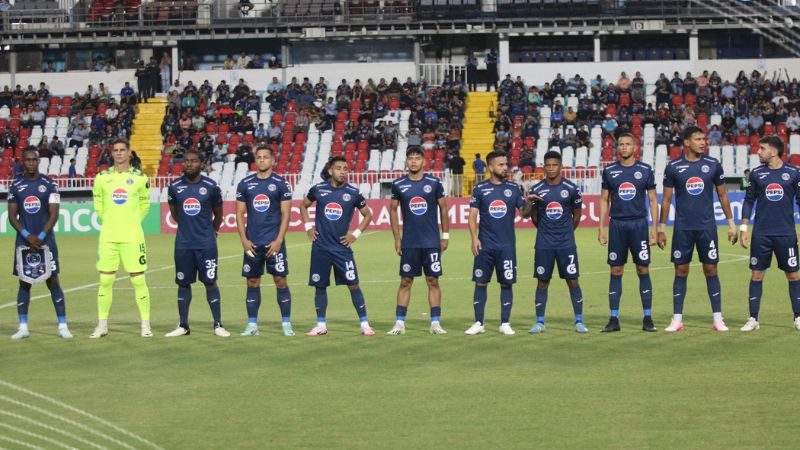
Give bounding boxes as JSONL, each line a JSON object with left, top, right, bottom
{"left": 343, "top": 193, "right": 351, "bottom": 201}
{"left": 177, "top": 272, "right": 185, "bottom": 280}
{"left": 609, "top": 252, "right": 617, "bottom": 261}
{"left": 474, "top": 269, "right": 483, "bottom": 277}
{"left": 199, "top": 187, "right": 208, "bottom": 195}
{"left": 634, "top": 171, "right": 643, "bottom": 180}
{"left": 37, "top": 185, "right": 47, "bottom": 193}
{"left": 325, "top": 202, "right": 343, "bottom": 220}
{"left": 673, "top": 250, "right": 682, "bottom": 259}
{"left": 409, "top": 197, "right": 428, "bottom": 215}
{"left": 112, "top": 188, "right": 128, "bottom": 205}
{"left": 23, "top": 196, "right": 41, "bottom": 214}
{"left": 765, "top": 183, "right": 784, "bottom": 201}
{"left": 126, "top": 178, "right": 134, "bottom": 185}
{"left": 618, "top": 182, "right": 636, "bottom": 201}
{"left": 488, "top": 200, "right": 507, "bottom": 218}
{"left": 424, "top": 184, "right": 433, "bottom": 193}
{"left": 685, "top": 177, "right": 704, "bottom": 196}
{"left": 252, "top": 194, "right": 270, "bottom": 212}
{"left": 402, "top": 264, "right": 411, "bottom": 272}
{"left": 545, "top": 201, "right": 563, "bottom": 220}
{"left": 504, "top": 189, "right": 512, "bottom": 198}
{"left": 183, "top": 198, "right": 201, "bottom": 216}
{"left": 701, "top": 165, "right": 710, "bottom": 173}
{"left": 782, "top": 173, "right": 791, "bottom": 181}
{"left": 560, "top": 190, "right": 569, "bottom": 198}
{"left": 268, "top": 184, "right": 277, "bottom": 192}
{"left": 536, "top": 266, "right": 545, "bottom": 275}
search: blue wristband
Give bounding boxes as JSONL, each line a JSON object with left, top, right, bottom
{"left": 38, "top": 231, "right": 47, "bottom": 240}
{"left": 21, "top": 229, "right": 30, "bottom": 238}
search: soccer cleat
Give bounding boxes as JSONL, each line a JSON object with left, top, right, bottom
{"left": 740, "top": 317, "right": 760, "bottom": 332}
{"left": 141, "top": 323, "right": 153, "bottom": 338}
{"left": 429, "top": 322, "right": 447, "bottom": 334}
{"left": 498, "top": 323, "right": 516, "bottom": 335}
{"left": 214, "top": 326, "right": 231, "bottom": 337}
{"left": 664, "top": 320, "right": 684, "bottom": 333}
{"left": 642, "top": 317, "right": 657, "bottom": 332}
{"left": 305, "top": 325, "right": 328, "bottom": 336}
{"left": 464, "top": 321, "right": 485, "bottom": 335}
{"left": 57, "top": 327, "right": 73, "bottom": 339}
{"left": 529, "top": 322, "right": 546, "bottom": 334}
{"left": 10, "top": 328, "right": 29, "bottom": 340}
{"left": 575, "top": 322, "right": 589, "bottom": 334}
{"left": 281, "top": 323, "right": 295, "bottom": 337}
{"left": 386, "top": 322, "right": 406, "bottom": 335}
{"left": 240, "top": 323, "right": 259, "bottom": 336}
{"left": 89, "top": 324, "right": 108, "bottom": 339}
{"left": 713, "top": 320, "right": 729, "bottom": 332}
{"left": 165, "top": 326, "right": 190, "bottom": 337}
{"left": 361, "top": 324, "right": 375, "bottom": 336}
{"left": 601, "top": 318, "right": 621, "bottom": 333}
{"left": 795, "top": 317, "right": 800, "bottom": 331}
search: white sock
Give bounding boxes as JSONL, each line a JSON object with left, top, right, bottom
{"left": 713, "top": 312, "right": 723, "bottom": 322}
{"left": 58, "top": 323, "right": 68, "bottom": 329}
{"left": 19, "top": 323, "right": 28, "bottom": 331}
{"left": 361, "top": 321, "right": 370, "bottom": 327}
{"left": 396, "top": 320, "right": 405, "bottom": 326}
{"left": 431, "top": 320, "right": 440, "bottom": 325}
{"left": 99, "top": 319, "right": 108, "bottom": 327}
{"left": 141, "top": 320, "right": 150, "bottom": 327}
{"left": 673, "top": 314, "right": 683, "bottom": 322}
{"left": 317, "top": 321, "right": 326, "bottom": 328}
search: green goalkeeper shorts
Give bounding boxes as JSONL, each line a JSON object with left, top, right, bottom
{"left": 97, "top": 240, "right": 148, "bottom": 273}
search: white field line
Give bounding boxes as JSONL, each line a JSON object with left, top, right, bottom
{"left": 0, "top": 430, "right": 49, "bottom": 450}
{"left": 0, "top": 410, "right": 99, "bottom": 449}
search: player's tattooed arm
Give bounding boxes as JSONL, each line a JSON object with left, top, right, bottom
{"left": 438, "top": 197, "right": 449, "bottom": 253}
{"left": 341, "top": 204, "right": 373, "bottom": 248}
{"left": 656, "top": 186, "right": 673, "bottom": 250}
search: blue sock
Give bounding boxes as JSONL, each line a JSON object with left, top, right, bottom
{"left": 638, "top": 273, "right": 653, "bottom": 317}
{"left": 396, "top": 305, "right": 407, "bottom": 321}
{"left": 349, "top": 288, "right": 368, "bottom": 323}
{"left": 205, "top": 286, "right": 222, "bottom": 326}
{"left": 245, "top": 286, "right": 260, "bottom": 324}
{"left": 535, "top": 287, "right": 547, "bottom": 323}
{"left": 569, "top": 285, "right": 584, "bottom": 322}
{"left": 609, "top": 274, "right": 622, "bottom": 318}
{"left": 430, "top": 306, "right": 441, "bottom": 323}
{"left": 48, "top": 284, "right": 66, "bottom": 324}
{"left": 314, "top": 287, "right": 328, "bottom": 323}
{"left": 276, "top": 287, "right": 291, "bottom": 324}
{"left": 789, "top": 280, "right": 800, "bottom": 319}
{"left": 17, "top": 287, "right": 30, "bottom": 325}
{"left": 500, "top": 285, "right": 513, "bottom": 323}
{"left": 177, "top": 286, "right": 192, "bottom": 327}
{"left": 673, "top": 276, "right": 687, "bottom": 314}
{"left": 748, "top": 280, "right": 763, "bottom": 320}
{"left": 473, "top": 285, "right": 488, "bottom": 324}
{"left": 706, "top": 275, "right": 722, "bottom": 313}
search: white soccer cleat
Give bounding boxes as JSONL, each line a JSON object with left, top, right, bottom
{"left": 165, "top": 326, "right": 189, "bottom": 337}
{"left": 429, "top": 322, "right": 447, "bottom": 334}
{"left": 214, "top": 326, "right": 231, "bottom": 337}
{"left": 141, "top": 323, "right": 153, "bottom": 338}
{"left": 361, "top": 324, "right": 375, "bottom": 336}
{"left": 794, "top": 317, "right": 800, "bottom": 331}
{"left": 712, "top": 320, "right": 729, "bottom": 332}
{"left": 464, "top": 321, "right": 485, "bottom": 335}
{"left": 305, "top": 325, "right": 328, "bottom": 337}
{"left": 498, "top": 323, "right": 516, "bottom": 336}
{"left": 386, "top": 322, "right": 406, "bottom": 335}
{"left": 664, "top": 320, "right": 684, "bottom": 333}
{"left": 740, "top": 317, "right": 760, "bottom": 332}
{"left": 57, "top": 326, "right": 73, "bottom": 339}
{"left": 89, "top": 324, "right": 108, "bottom": 339}
{"left": 11, "top": 328, "right": 29, "bottom": 340}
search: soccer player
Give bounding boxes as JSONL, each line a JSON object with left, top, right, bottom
{"left": 597, "top": 133, "right": 659, "bottom": 332}
{"left": 739, "top": 136, "right": 800, "bottom": 331}
{"left": 165, "top": 150, "right": 230, "bottom": 337}
{"left": 465, "top": 150, "right": 526, "bottom": 336}
{"left": 90, "top": 138, "right": 152, "bottom": 338}
{"left": 657, "top": 126, "right": 738, "bottom": 332}
{"left": 387, "top": 147, "right": 449, "bottom": 335}
{"left": 236, "top": 145, "right": 294, "bottom": 337}
{"left": 7, "top": 147, "right": 72, "bottom": 339}
{"left": 527, "top": 151, "right": 588, "bottom": 334}
{"left": 300, "top": 156, "right": 375, "bottom": 336}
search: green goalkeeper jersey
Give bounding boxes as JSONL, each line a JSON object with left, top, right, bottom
{"left": 93, "top": 167, "right": 151, "bottom": 243}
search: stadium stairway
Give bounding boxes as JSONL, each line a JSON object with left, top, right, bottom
{"left": 130, "top": 98, "right": 166, "bottom": 176}
{"left": 461, "top": 92, "right": 496, "bottom": 195}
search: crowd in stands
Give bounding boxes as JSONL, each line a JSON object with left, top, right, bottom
{"left": 181, "top": 52, "right": 282, "bottom": 71}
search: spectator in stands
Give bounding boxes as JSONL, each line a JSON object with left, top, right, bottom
{"left": 249, "top": 55, "right": 265, "bottom": 69}
{"left": 223, "top": 55, "right": 234, "bottom": 70}
{"left": 68, "top": 159, "right": 77, "bottom": 182}
{"left": 236, "top": 52, "right": 251, "bottom": 70}
{"left": 748, "top": 109, "right": 764, "bottom": 135}
{"left": 235, "top": 144, "right": 253, "bottom": 165}
{"left": 485, "top": 49, "right": 499, "bottom": 92}
{"left": 603, "top": 114, "right": 617, "bottom": 137}
{"left": 267, "top": 123, "right": 282, "bottom": 144}
{"left": 449, "top": 151, "right": 465, "bottom": 197}
{"left": 217, "top": 102, "right": 234, "bottom": 123}
{"left": 160, "top": 52, "right": 172, "bottom": 93}
{"left": 655, "top": 124, "right": 671, "bottom": 147}
{"left": 212, "top": 142, "right": 226, "bottom": 163}
{"left": 233, "top": 79, "right": 250, "bottom": 99}
{"left": 314, "top": 78, "right": 328, "bottom": 98}
{"left": 134, "top": 62, "right": 150, "bottom": 103}
{"left": 267, "top": 89, "right": 284, "bottom": 112}
{"left": 30, "top": 105, "right": 45, "bottom": 128}
{"left": 707, "top": 125, "right": 723, "bottom": 146}
{"left": 49, "top": 136, "right": 64, "bottom": 158}
{"left": 254, "top": 123, "right": 267, "bottom": 139}
{"left": 0, "top": 85, "right": 12, "bottom": 108}
{"left": 787, "top": 109, "right": 800, "bottom": 133}
{"left": 741, "top": 168, "right": 750, "bottom": 191}
{"left": 466, "top": 53, "right": 478, "bottom": 92}
{"left": 472, "top": 153, "right": 486, "bottom": 183}
{"left": 88, "top": 124, "right": 104, "bottom": 145}
{"left": 563, "top": 128, "right": 577, "bottom": 148}
{"left": 722, "top": 111, "right": 736, "bottom": 136}
{"left": 129, "top": 151, "right": 141, "bottom": 170}
{"left": 97, "top": 148, "right": 112, "bottom": 167}
{"left": 182, "top": 54, "right": 196, "bottom": 71}
{"left": 181, "top": 92, "right": 197, "bottom": 111}
{"left": 1, "top": 129, "right": 16, "bottom": 150}
{"left": 239, "top": 0, "right": 254, "bottom": 16}
{"left": 267, "top": 76, "right": 283, "bottom": 93}
{"left": 244, "top": 90, "right": 261, "bottom": 121}
{"left": 721, "top": 81, "right": 736, "bottom": 100}
{"left": 38, "top": 137, "right": 51, "bottom": 159}
{"left": 268, "top": 56, "right": 281, "bottom": 69}
{"left": 191, "top": 112, "right": 205, "bottom": 131}
{"left": 68, "top": 122, "right": 88, "bottom": 148}
{"left": 177, "top": 130, "right": 193, "bottom": 150}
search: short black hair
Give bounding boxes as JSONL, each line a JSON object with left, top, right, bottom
{"left": 321, "top": 155, "right": 347, "bottom": 180}
{"left": 406, "top": 146, "right": 423, "bottom": 158}
{"left": 184, "top": 149, "right": 205, "bottom": 162}
{"left": 254, "top": 144, "right": 274, "bottom": 156}
{"left": 543, "top": 150, "right": 562, "bottom": 162}
{"left": 682, "top": 126, "right": 705, "bottom": 142}
{"left": 617, "top": 132, "right": 637, "bottom": 142}
{"left": 111, "top": 137, "right": 130, "bottom": 149}
{"left": 486, "top": 150, "right": 507, "bottom": 165}
{"left": 22, "top": 146, "right": 39, "bottom": 158}
{"left": 759, "top": 135, "right": 784, "bottom": 157}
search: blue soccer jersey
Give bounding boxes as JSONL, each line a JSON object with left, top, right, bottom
{"left": 391, "top": 174, "right": 445, "bottom": 249}
{"left": 168, "top": 175, "right": 223, "bottom": 250}
{"left": 743, "top": 163, "right": 800, "bottom": 236}
{"left": 236, "top": 173, "right": 292, "bottom": 246}
{"left": 470, "top": 180, "right": 525, "bottom": 250}
{"left": 307, "top": 181, "right": 367, "bottom": 251}
{"left": 601, "top": 161, "right": 656, "bottom": 219}
{"left": 7, "top": 174, "right": 59, "bottom": 246}
{"left": 530, "top": 178, "right": 583, "bottom": 250}
{"left": 663, "top": 156, "right": 725, "bottom": 230}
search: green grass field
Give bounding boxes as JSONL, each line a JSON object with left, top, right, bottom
{"left": 1, "top": 228, "right": 799, "bottom": 449}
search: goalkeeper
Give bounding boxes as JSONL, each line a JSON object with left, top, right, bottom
{"left": 89, "top": 138, "right": 153, "bottom": 338}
